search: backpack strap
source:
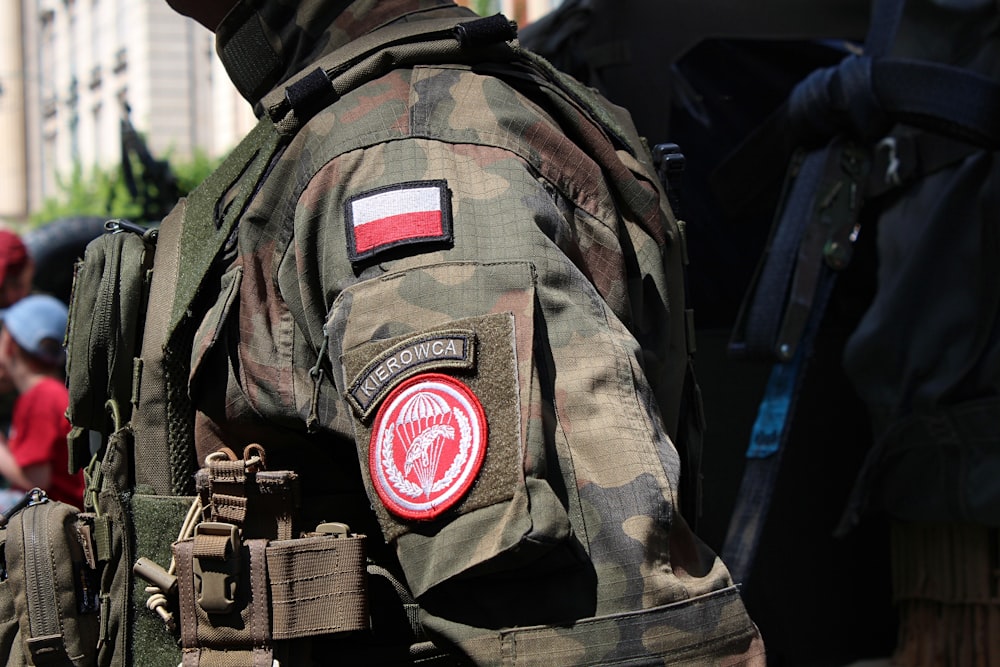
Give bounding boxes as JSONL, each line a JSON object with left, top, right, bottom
{"left": 258, "top": 11, "right": 664, "bottom": 246}
{"left": 718, "top": 0, "right": 1000, "bottom": 582}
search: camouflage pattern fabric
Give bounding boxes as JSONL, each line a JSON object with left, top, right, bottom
{"left": 184, "top": 0, "right": 765, "bottom": 663}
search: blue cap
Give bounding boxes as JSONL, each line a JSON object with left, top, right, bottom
{"left": 1, "top": 294, "right": 68, "bottom": 365}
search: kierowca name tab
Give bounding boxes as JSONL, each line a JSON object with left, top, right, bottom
{"left": 348, "top": 330, "right": 476, "bottom": 419}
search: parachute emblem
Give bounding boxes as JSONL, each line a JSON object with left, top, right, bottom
{"left": 370, "top": 373, "right": 487, "bottom": 520}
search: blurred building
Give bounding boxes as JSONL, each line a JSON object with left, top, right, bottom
{"left": 1, "top": 0, "right": 258, "bottom": 223}
{"left": 0, "top": 0, "right": 560, "bottom": 225}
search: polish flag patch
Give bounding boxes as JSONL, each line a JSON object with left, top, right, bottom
{"left": 346, "top": 180, "right": 453, "bottom": 262}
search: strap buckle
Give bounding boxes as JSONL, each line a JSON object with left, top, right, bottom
{"left": 193, "top": 522, "right": 241, "bottom": 614}
{"left": 315, "top": 522, "right": 351, "bottom": 537}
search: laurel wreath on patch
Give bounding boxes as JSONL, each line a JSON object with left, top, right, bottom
{"left": 381, "top": 409, "right": 473, "bottom": 499}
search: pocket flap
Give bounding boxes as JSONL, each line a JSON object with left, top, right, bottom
{"left": 189, "top": 267, "right": 242, "bottom": 396}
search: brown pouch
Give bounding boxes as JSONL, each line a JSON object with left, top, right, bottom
{"left": 171, "top": 447, "right": 369, "bottom": 666}
{"left": 0, "top": 489, "right": 100, "bottom": 666}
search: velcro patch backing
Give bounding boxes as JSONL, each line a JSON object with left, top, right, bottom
{"left": 345, "top": 180, "right": 453, "bottom": 263}
{"left": 342, "top": 313, "right": 520, "bottom": 541}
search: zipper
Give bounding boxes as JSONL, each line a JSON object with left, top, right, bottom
{"left": 94, "top": 232, "right": 121, "bottom": 372}
{"left": 105, "top": 218, "right": 149, "bottom": 236}
{"left": 22, "top": 489, "right": 62, "bottom": 643}
{"left": 94, "top": 219, "right": 154, "bottom": 404}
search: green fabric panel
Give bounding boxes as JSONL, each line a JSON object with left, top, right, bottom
{"left": 131, "top": 494, "right": 195, "bottom": 667}
{"left": 170, "top": 118, "right": 282, "bottom": 340}
{"left": 132, "top": 200, "right": 186, "bottom": 496}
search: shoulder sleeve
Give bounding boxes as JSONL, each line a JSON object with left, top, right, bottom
{"left": 264, "top": 61, "right": 756, "bottom": 662}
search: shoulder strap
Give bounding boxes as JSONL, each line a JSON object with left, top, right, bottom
{"left": 261, "top": 14, "right": 518, "bottom": 134}
{"left": 133, "top": 119, "right": 286, "bottom": 495}
{"left": 721, "top": 0, "right": 905, "bottom": 582}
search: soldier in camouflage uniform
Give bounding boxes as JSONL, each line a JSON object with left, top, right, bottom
{"left": 151, "top": 0, "right": 765, "bottom": 663}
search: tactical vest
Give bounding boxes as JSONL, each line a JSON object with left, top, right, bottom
{"left": 62, "top": 14, "right": 717, "bottom": 667}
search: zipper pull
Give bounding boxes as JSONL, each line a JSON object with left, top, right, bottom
{"left": 0, "top": 488, "right": 48, "bottom": 527}
{"left": 306, "top": 330, "right": 331, "bottom": 434}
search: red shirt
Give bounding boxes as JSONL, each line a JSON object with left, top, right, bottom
{"left": 8, "top": 376, "right": 83, "bottom": 507}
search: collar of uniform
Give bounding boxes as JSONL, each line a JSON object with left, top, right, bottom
{"left": 216, "top": 0, "right": 470, "bottom": 108}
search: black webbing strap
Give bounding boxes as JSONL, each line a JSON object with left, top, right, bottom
{"left": 261, "top": 14, "right": 517, "bottom": 134}
{"left": 721, "top": 140, "right": 866, "bottom": 582}
{"left": 870, "top": 59, "right": 1000, "bottom": 149}
{"left": 721, "top": 0, "right": 907, "bottom": 584}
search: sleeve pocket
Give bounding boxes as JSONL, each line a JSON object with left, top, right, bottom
{"left": 327, "top": 261, "right": 573, "bottom": 597}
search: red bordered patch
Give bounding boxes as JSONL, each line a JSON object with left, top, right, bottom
{"left": 369, "top": 373, "right": 487, "bottom": 521}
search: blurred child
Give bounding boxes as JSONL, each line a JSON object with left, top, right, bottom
{"left": 0, "top": 294, "right": 82, "bottom": 507}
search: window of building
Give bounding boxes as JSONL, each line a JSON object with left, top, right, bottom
{"left": 92, "top": 102, "right": 103, "bottom": 167}
{"left": 39, "top": 9, "right": 56, "bottom": 115}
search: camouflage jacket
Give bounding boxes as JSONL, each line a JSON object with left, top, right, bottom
{"left": 154, "top": 0, "right": 764, "bottom": 663}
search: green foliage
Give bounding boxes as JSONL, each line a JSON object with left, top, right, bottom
{"left": 469, "top": 0, "right": 499, "bottom": 16}
{"left": 170, "top": 149, "right": 219, "bottom": 195}
{"left": 29, "top": 162, "right": 142, "bottom": 227}
{"left": 29, "top": 151, "right": 220, "bottom": 228}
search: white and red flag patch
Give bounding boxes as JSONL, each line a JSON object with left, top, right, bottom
{"left": 346, "top": 180, "right": 453, "bottom": 262}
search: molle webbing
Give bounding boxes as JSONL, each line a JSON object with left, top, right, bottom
{"left": 194, "top": 449, "right": 297, "bottom": 542}
{"left": 174, "top": 450, "right": 369, "bottom": 666}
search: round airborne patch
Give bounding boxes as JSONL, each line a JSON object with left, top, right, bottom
{"left": 369, "top": 373, "right": 487, "bottom": 520}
